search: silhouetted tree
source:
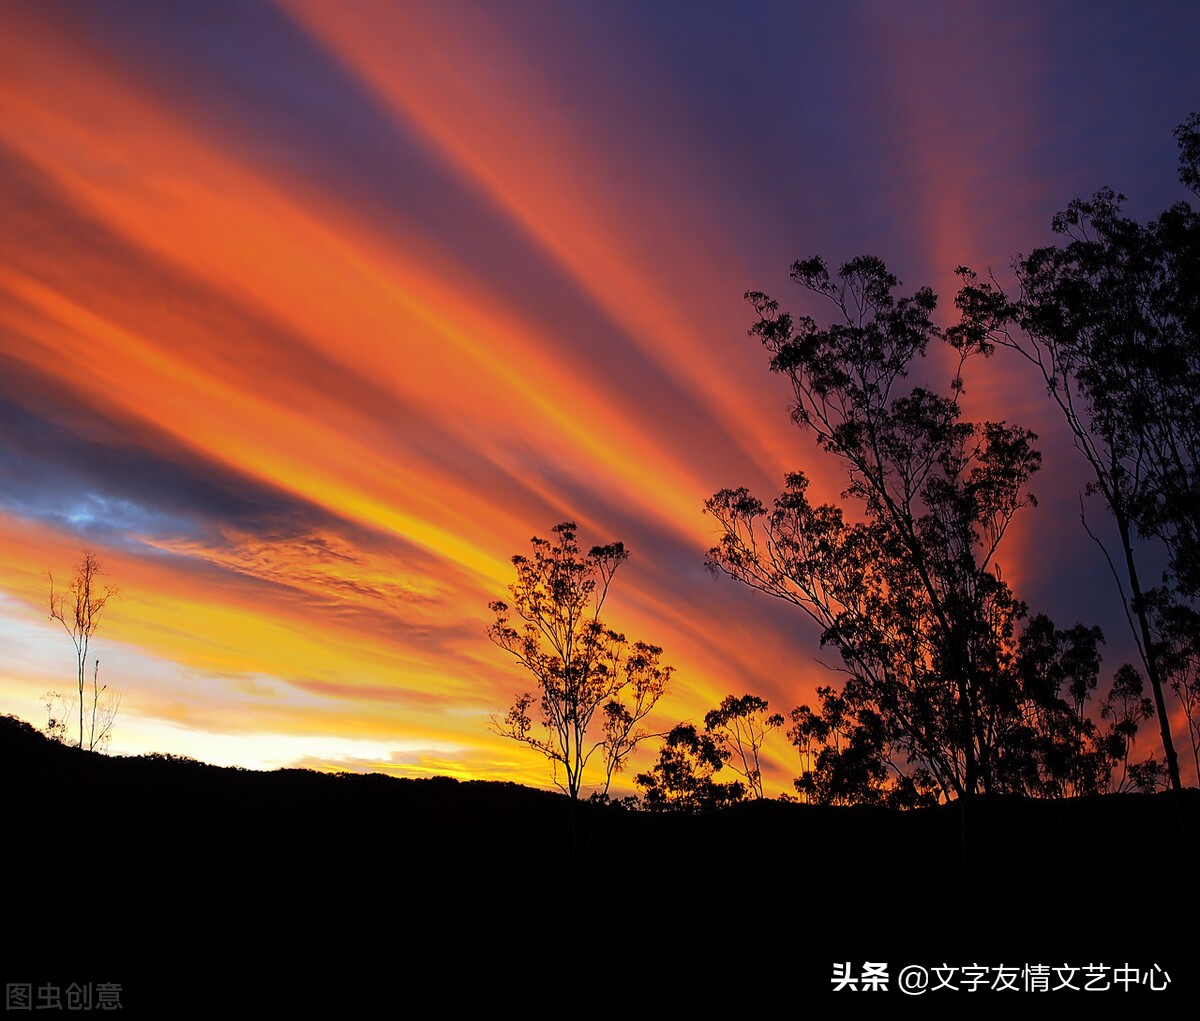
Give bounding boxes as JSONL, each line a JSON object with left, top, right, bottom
{"left": 42, "top": 690, "right": 69, "bottom": 744}
{"left": 703, "top": 694, "right": 784, "bottom": 799}
{"left": 1100, "top": 664, "right": 1164, "bottom": 792}
{"left": 954, "top": 114, "right": 1200, "bottom": 789}
{"left": 1147, "top": 594, "right": 1200, "bottom": 782}
{"left": 635, "top": 723, "right": 744, "bottom": 812}
{"left": 41, "top": 664, "right": 119, "bottom": 754}
{"left": 707, "top": 255, "right": 1111, "bottom": 801}
{"left": 488, "top": 522, "right": 670, "bottom": 801}
{"left": 788, "top": 684, "right": 939, "bottom": 808}
{"left": 49, "top": 552, "right": 117, "bottom": 752}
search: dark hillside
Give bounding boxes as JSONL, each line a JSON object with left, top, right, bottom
{"left": 3, "top": 716, "right": 1192, "bottom": 1011}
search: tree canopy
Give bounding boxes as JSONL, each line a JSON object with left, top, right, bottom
{"left": 706, "top": 256, "right": 1134, "bottom": 801}
{"left": 703, "top": 694, "right": 784, "bottom": 800}
{"left": 635, "top": 722, "right": 744, "bottom": 812}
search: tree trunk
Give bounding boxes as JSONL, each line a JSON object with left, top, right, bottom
{"left": 1119, "top": 513, "right": 1183, "bottom": 791}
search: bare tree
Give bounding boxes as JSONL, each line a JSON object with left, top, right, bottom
{"left": 49, "top": 552, "right": 117, "bottom": 752}
{"left": 87, "top": 659, "right": 120, "bottom": 753}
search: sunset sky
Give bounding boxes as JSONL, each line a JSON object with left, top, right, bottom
{"left": 2, "top": 0, "right": 1198, "bottom": 795}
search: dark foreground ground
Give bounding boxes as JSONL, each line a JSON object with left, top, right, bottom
{"left": 3, "top": 715, "right": 1194, "bottom": 1012}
